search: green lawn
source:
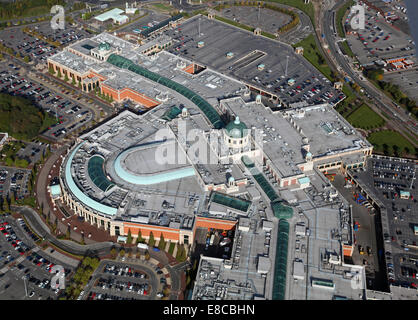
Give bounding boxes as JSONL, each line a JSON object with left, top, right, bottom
{"left": 339, "top": 40, "right": 355, "bottom": 58}
{"left": 294, "top": 34, "right": 334, "bottom": 81}
{"left": 268, "top": 0, "right": 314, "bottom": 26}
{"left": 336, "top": 0, "right": 354, "bottom": 38}
{"left": 150, "top": 3, "right": 173, "bottom": 11}
{"left": 368, "top": 130, "right": 415, "bottom": 156}
{"left": 346, "top": 104, "right": 385, "bottom": 129}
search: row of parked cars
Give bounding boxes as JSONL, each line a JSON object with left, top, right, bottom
{"left": 87, "top": 291, "right": 138, "bottom": 300}
{"left": 0, "top": 221, "right": 30, "bottom": 257}
{"left": 103, "top": 264, "right": 148, "bottom": 279}
{"left": 95, "top": 277, "right": 149, "bottom": 295}
{"left": 17, "top": 218, "right": 40, "bottom": 243}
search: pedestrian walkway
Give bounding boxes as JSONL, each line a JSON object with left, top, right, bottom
{"left": 42, "top": 247, "right": 79, "bottom": 268}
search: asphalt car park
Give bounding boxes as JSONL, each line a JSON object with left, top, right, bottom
{"left": 83, "top": 260, "right": 162, "bottom": 300}
{"left": 0, "top": 25, "right": 58, "bottom": 63}
{"left": 353, "top": 156, "right": 417, "bottom": 289}
{"left": 220, "top": 6, "right": 291, "bottom": 35}
{"left": 0, "top": 65, "right": 92, "bottom": 140}
{"left": 33, "top": 23, "right": 91, "bottom": 48}
{"left": 346, "top": 9, "right": 416, "bottom": 66}
{"left": 0, "top": 216, "right": 74, "bottom": 299}
{"left": 345, "top": 6, "right": 416, "bottom": 101}
{"left": 0, "top": 167, "right": 30, "bottom": 200}
{"left": 0, "top": 23, "right": 90, "bottom": 64}
{"left": 164, "top": 16, "right": 342, "bottom": 107}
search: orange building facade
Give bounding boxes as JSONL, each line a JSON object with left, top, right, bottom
{"left": 47, "top": 59, "right": 160, "bottom": 109}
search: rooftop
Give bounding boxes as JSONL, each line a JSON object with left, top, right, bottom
{"left": 94, "top": 8, "right": 128, "bottom": 22}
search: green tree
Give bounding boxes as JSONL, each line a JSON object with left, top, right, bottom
{"left": 119, "top": 248, "right": 125, "bottom": 257}
{"left": 144, "top": 250, "right": 150, "bottom": 260}
{"left": 158, "top": 233, "right": 166, "bottom": 250}
{"left": 64, "top": 73, "right": 69, "bottom": 82}
{"left": 127, "top": 229, "right": 133, "bottom": 244}
{"left": 148, "top": 231, "right": 155, "bottom": 247}
{"left": 110, "top": 248, "right": 117, "bottom": 259}
{"left": 23, "top": 56, "right": 29, "bottom": 63}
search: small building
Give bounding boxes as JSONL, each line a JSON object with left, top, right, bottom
{"left": 298, "top": 176, "right": 310, "bottom": 189}
{"left": 295, "top": 224, "right": 306, "bottom": 237}
{"left": 400, "top": 190, "right": 410, "bottom": 199}
{"left": 0, "top": 132, "right": 8, "bottom": 149}
{"left": 288, "top": 78, "right": 296, "bottom": 86}
{"left": 197, "top": 41, "right": 205, "bottom": 48}
{"left": 257, "top": 256, "right": 271, "bottom": 274}
{"left": 208, "top": 10, "right": 216, "bottom": 19}
{"left": 117, "top": 235, "right": 127, "bottom": 243}
{"left": 94, "top": 8, "right": 129, "bottom": 25}
{"left": 334, "top": 81, "right": 343, "bottom": 90}
{"left": 414, "top": 225, "right": 418, "bottom": 236}
{"left": 293, "top": 260, "right": 305, "bottom": 280}
{"left": 295, "top": 47, "right": 304, "bottom": 55}
{"left": 226, "top": 52, "right": 234, "bottom": 59}
{"left": 238, "top": 217, "right": 250, "bottom": 232}
{"left": 49, "top": 184, "right": 62, "bottom": 200}
{"left": 262, "top": 220, "right": 274, "bottom": 232}
{"left": 257, "top": 64, "right": 265, "bottom": 71}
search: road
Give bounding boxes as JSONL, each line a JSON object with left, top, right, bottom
{"left": 320, "top": 0, "right": 418, "bottom": 148}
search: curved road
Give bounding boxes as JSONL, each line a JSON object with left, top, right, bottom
{"left": 320, "top": 1, "right": 418, "bottom": 147}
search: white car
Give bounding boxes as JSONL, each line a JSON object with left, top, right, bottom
{"left": 29, "top": 291, "right": 35, "bottom": 298}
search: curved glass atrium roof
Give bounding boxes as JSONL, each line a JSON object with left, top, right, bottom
{"left": 107, "top": 54, "right": 224, "bottom": 129}
{"left": 87, "top": 155, "right": 115, "bottom": 192}
{"left": 65, "top": 142, "right": 118, "bottom": 216}
{"left": 113, "top": 144, "right": 196, "bottom": 185}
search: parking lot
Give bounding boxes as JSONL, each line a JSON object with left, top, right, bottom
{"left": 164, "top": 15, "right": 342, "bottom": 107}
{"left": 0, "top": 63, "right": 93, "bottom": 140}
{"left": 353, "top": 156, "right": 417, "bottom": 289}
{"left": 0, "top": 167, "right": 30, "bottom": 200}
{"left": 383, "top": 68, "right": 418, "bottom": 101}
{"left": 82, "top": 260, "right": 165, "bottom": 300}
{"left": 0, "top": 215, "right": 75, "bottom": 299}
{"left": 0, "top": 23, "right": 91, "bottom": 64}
{"left": 346, "top": 8, "right": 416, "bottom": 66}
{"left": 220, "top": 6, "right": 291, "bottom": 35}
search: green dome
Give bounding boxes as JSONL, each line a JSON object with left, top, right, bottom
{"left": 225, "top": 116, "right": 248, "bottom": 139}
{"left": 98, "top": 42, "right": 111, "bottom": 51}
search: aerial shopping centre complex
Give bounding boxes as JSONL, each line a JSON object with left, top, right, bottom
{"left": 47, "top": 14, "right": 376, "bottom": 299}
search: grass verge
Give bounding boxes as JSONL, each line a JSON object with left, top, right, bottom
{"left": 294, "top": 34, "right": 334, "bottom": 81}
{"left": 346, "top": 103, "right": 386, "bottom": 129}
{"left": 368, "top": 130, "right": 415, "bottom": 157}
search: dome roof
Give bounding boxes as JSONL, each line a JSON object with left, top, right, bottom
{"left": 98, "top": 42, "right": 111, "bottom": 51}
{"left": 225, "top": 117, "right": 248, "bottom": 139}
